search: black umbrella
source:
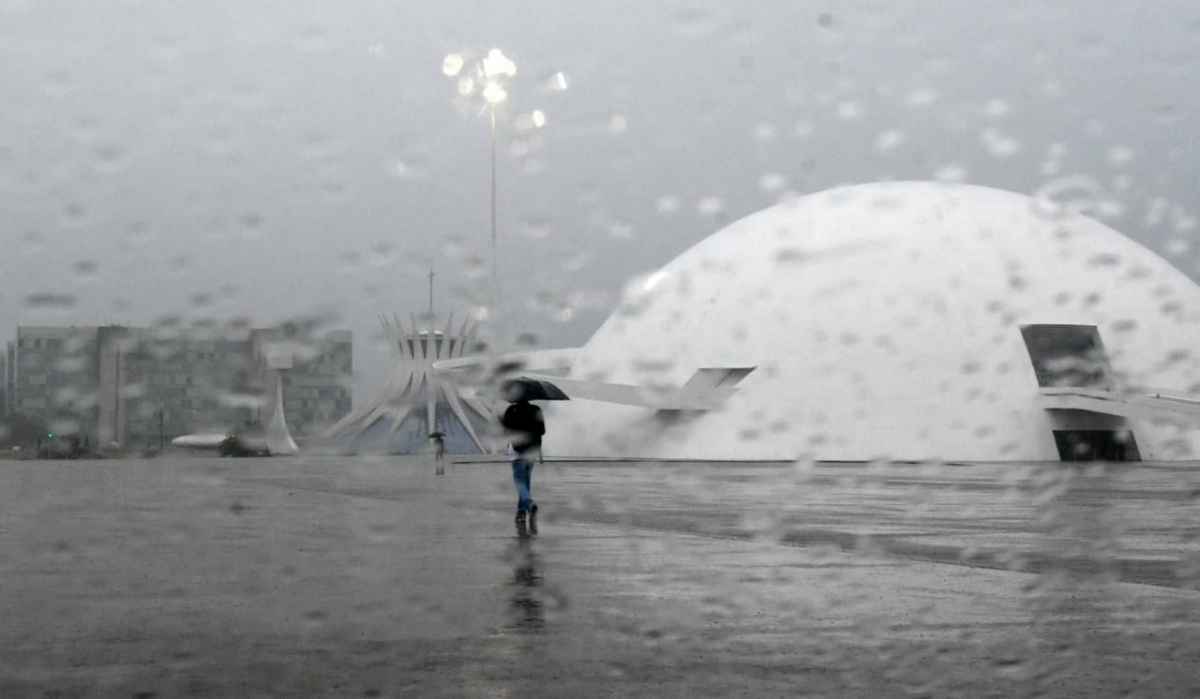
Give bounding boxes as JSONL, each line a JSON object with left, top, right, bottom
{"left": 502, "top": 376, "right": 570, "bottom": 402}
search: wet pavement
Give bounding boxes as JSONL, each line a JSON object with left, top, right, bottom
{"left": 1, "top": 456, "right": 1199, "bottom": 697}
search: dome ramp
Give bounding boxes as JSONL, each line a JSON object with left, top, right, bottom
{"left": 519, "top": 366, "right": 756, "bottom": 411}
{"left": 1038, "top": 387, "right": 1200, "bottom": 424}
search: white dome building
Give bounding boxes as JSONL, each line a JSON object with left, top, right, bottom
{"left": 539, "top": 182, "right": 1200, "bottom": 462}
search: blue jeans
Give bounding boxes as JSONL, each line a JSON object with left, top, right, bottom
{"left": 512, "top": 457, "right": 535, "bottom": 513}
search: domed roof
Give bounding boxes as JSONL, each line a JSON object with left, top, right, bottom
{"left": 547, "top": 182, "right": 1200, "bottom": 460}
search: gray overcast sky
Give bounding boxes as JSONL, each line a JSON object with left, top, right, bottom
{"left": 2, "top": 0, "right": 1199, "bottom": 382}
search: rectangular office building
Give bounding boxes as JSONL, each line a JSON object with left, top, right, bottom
{"left": 5, "top": 324, "right": 352, "bottom": 449}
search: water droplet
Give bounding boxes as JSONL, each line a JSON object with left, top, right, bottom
{"left": 565, "top": 253, "right": 590, "bottom": 272}
{"left": 92, "top": 143, "right": 126, "bottom": 172}
{"left": 1106, "top": 145, "right": 1134, "bottom": 166}
{"left": 25, "top": 292, "right": 76, "bottom": 309}
{"left": 608, "top": 114, "right": 628, "bottom": 134}
{"left": 793, "top": 120, "right": 814, "bottom": 138}
{"left": 758, "top": 173, "right": 787, "bottom": 194}
{"left": 1096, "top": 198, "right": 1126, "bottom": 219}
{"left": 541, "top": 71, "right": 569, "bottom": 92}
{"left": 1144, "top": 197, "right": 1168, "bottom": 227}
{"left": 63, "top": 201, "right": 87, "bottom": 224}
{"left": 836, "top": 101, "right": 863, "bottom": 120}
{"left": 481, "top": 49, "right": 517, "bottom": 79}
{"left": 655, "top": 195, "right": 680, "bottom": 215}
{"left": 980, "top": 128, "right": 1020, "bottom": 158}
{"left": 481, "top": 81, "right": 507, "bottom": 105}
{"left": 462, "top": 254, "right": 487, "bottom": 280}
{"left": 752, "top": 123, "right": 776, "bottom": 143}
{"left": 1165, "top": 238, "right": 1190, "bottom": 256}
{"left": 982, "top": 99, "right": 1011, "bottom": 118}
{"left": 673, "top": 6, "right": 720, "bottom": 38}
{"left": 1087, "top": 252, "right": 1121, "bottom": 267}
{"left": 368, "top": 242, "right": 396, "bottom": 268}
{"left": 521, "top": 216, "right": 552, "bottom": 239}
{"left": 1032, "top": 175, "right": 1102, "bottom": 220}
{"left": 1173, "top": 207, "right": 1197, "bottom": 232}
{"left": 42, "top": 69, "right": 73, "bottom": 98}
{"left": 816, "top": 12, "right": 834, "bottom": 28}
{"left": 874, "top": 129, "right": 905, "bottom": 153}
{"left": 1152, "top": 103, "right": 1181, "bottom": 124}
{"left": 389, "top": 158, "right": 426, "bottom": 179}
{"left": 513, "top": 111, "right": 547, "bottom": 132}
{"left": 296, "top": 25, "right": 331, "bottom": 52}
{"left": 608, "top": 221, "right": 635, "bottom": 239}
{"left": 696, "top": 196, "right": 724, "bottom": 217}
{"left": 72, "top": 260, "right": 97, "bottom": 277}
{"left": 442, "top": 53, "right": 464, "bottom": 77}
{"left": 905, "top": 88, "right": 939, "bottom": 107}
{"left": 933, "top": 164, "right": 968, "bottom": 182}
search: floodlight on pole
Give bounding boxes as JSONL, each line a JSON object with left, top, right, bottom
{"left": 443, "top": 48, "right": 518, "bottom": 326}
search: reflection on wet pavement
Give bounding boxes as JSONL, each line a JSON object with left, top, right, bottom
{"left": 0, "top": 456, "right": 1197, "bottom": 696}
{"left": 507, "top": 530, "right": 546, "bottom": 632}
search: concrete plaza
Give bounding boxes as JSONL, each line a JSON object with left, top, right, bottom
{"left": 1, "top": 456, "right": 1198, "bottom": 697}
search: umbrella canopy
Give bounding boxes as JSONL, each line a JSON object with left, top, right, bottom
{"left": 502, "top": 376, "right": 570, "bottom": 402}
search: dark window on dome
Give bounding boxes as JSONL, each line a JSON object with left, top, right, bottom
{"left": 1020, "top": 324, "right": 1113, "bottom": 389}
{"left": 1053, "top": 429, "right": 1140, "bottom": 461}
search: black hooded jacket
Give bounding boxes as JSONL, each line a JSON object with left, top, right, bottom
{"left": 501, "top": 401, "right": 545, "bottom": 454}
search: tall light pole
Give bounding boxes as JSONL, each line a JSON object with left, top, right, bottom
{"left": 488, "top": 102, "right": 498, "bottom": 309}
{"left": 445, "top": 48, "right": 516, "bottom": 323}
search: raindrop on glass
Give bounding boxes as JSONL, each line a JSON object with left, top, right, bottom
{"left": 442, "top": 53, "right": 465, "bottom": 77}
{"left": 696, "top": 196, "right": 724, "bottom": 217}
{"left": 874, "top": 129, "right": 905, "bottom": 153}
{"left": 905, "top": 88, "right": 939, "bottom": 107}
{"left": 836, "top": 101, "right": 863, "bottom": 120}
{"left": 24, "top": 292, "right": 77, "bottom": 310}
{"left": 933, "top": 164, "right": 968, "bottom": 182}
{"left": 758, "top": 173, "right": 787, "bottom": 194}
{"left": 655, "top": 195, "right": 681, "bottom": 215}
{"left": 980, "top": 128, "right": 1020, "bottom": 158}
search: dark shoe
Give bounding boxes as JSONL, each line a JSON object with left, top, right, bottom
{"left": 528, "top": 506, "right": 538, "bottom": 534}
{"left": 515, "top": 511, "right": 527, "bottom": 524}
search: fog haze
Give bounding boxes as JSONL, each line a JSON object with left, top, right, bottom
{"left": 2, "top": 0, "right": 1198, "bottom": 384}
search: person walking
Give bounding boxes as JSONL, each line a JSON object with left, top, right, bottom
{"left": 501, "top": 384, "right": 545, "bottom": 529}
{"left": 429, "top": 430, "right": 446, "bottom": 475}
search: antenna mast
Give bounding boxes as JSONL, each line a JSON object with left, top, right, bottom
{"left": 428, "top": 266, "right": 435, "bottom": 318}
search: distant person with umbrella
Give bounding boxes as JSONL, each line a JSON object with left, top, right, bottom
{"left": 500, "top": 377, "right": 567, "bottom": 530}
{"left": 429, "top": 430, "right": 446, "bottom": 475}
